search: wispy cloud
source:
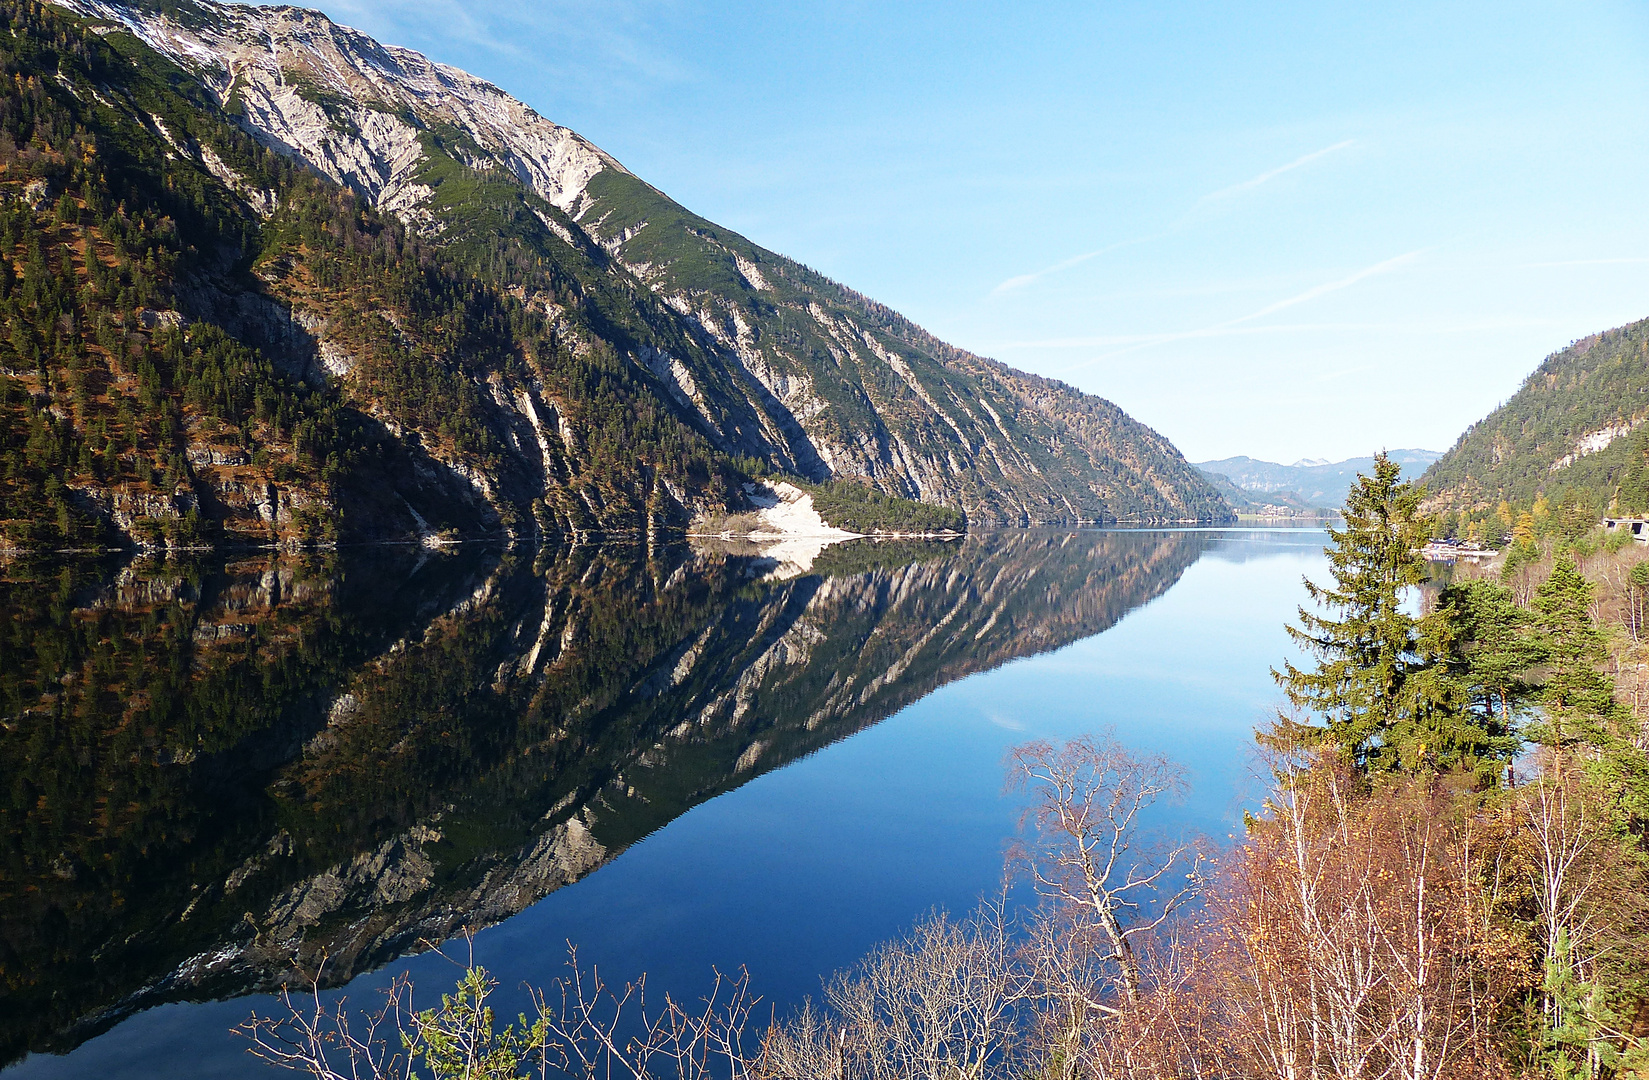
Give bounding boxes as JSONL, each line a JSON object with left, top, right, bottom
{"left": 989, "top": 139, "right": 1354, "bottom": 297}
{"left": 985, "top": 712, "right": 1027, "bottom": 732}
{"left": 990, "top": 235, "right": 1162, "bottom": 296}
{"left": 1518, "top": 257, "right": 1649, "bottom": 268}
{"left": 996, "top": 314, "right": 1553, "bottom": 353}
{"left": 328, "top": 0, "right": 524, "bottom": 58}
{"left": 1188, "top": 139, "right": 1355, "bottom": 211}
{"left": 325, "top": 0, "right": 691, "bottom": 95}
{"left": 1038, "top": 249, "right": 1429, "bottom": 372}
{"left": 1224, "top": 249, "right": 1424, "bottom": 325}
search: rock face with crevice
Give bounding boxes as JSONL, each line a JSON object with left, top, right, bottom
{"left": 53, "top": 0, "right": 1228, "bottom": 525}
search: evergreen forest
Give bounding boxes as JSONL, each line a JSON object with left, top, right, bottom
{"left": 1425, "top": 318, "right": 1649, "bottom": 541}
{"left": 0, "top": 0, "right": 970, "bottom": 553}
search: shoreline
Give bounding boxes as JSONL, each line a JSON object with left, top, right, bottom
{"left": 0, "top": 517, "right": 1309, "bottom": 562}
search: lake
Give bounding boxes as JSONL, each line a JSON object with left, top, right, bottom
{"left": 0, "top": 527, "right": 1328, "bottom": 1078}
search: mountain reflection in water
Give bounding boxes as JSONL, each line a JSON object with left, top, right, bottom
{"left": 0, "top": 529, "right": 1215, "bottom": 1066}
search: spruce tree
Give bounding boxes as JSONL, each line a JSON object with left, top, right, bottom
{"left": 1271, "top": 452, "right": 1517, "bottom": 775}
{"left": 1411, "top": 578, "right": 1535, "bottom": 782}
{"left": 1519, "top": 556, "right": 1649, "bottom": 827}
{"left": 1272, "top": 453, "right": 1431, "bottom": 769}
{"left": 1436, "top": 579, "right": 1542, "bottom": 725}
{"left": 1531, "top": 557, "right": 1620, "bottom": 750}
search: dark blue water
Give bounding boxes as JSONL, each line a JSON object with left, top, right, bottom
{"left": 4, "top": 528, "right": 1326, "bottom": 1078}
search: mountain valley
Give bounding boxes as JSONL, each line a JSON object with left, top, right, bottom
{"left": 1194, "top": 449, "right": 1441, "bottom": 513}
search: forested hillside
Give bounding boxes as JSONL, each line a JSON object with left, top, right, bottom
{"left": 5, "top": 0, "right": 1227, "bottom": 541}
{"left": 1424, "top": 318, "right": 1649, "bottom": 538}
{"left": 0, "top": 0, "right": 749, "bottom": 551}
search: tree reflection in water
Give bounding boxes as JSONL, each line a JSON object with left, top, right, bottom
{"left": 0, "top": 529, "right": 1210, "bottom": 1065}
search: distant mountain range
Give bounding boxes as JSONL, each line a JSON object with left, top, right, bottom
{"left": 0, "top": 0, "right": 1228, "bottom": 554}
{"left": 1422, "top": 317, "right": 1649, "bottom": 530}
{"left": 1195, "top": 450, "right": 1442, "bottom": 511}
{"left": 1200, "top": 307, "right": 1649, "bottom": 533}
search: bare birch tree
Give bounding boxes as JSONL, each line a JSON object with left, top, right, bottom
{"left": 1006, "top": 733, "right": 1204, "bottom": 1009}
{"left": 1517, "top": 752, "right": 1649, "bottom": 1075}
{"left": 1210, "top": 756, "right": 1517, "bottom": 1080}
{"left": 757, "top": 903, "right": 1023, "bottom": 1080}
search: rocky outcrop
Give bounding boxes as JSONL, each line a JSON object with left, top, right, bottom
{"left": 59, "top": 0, "right": 623, "bottom": 215}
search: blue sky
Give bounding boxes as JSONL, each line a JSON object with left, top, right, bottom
{"left": 322, "top": 0, "right": 1649, "bottom": 465}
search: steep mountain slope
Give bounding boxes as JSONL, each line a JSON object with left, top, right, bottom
{"left": 1422, "top": 317, "right": 1649, "bottom": 531}
{"left": 0, "top": 0, "right": 746, "bottom": 551}
{"left": 1196, "top": 449, "right": 1441, "bottom": 507}
{"left": 51, "top": 0, "right": 1227, "bottom": 527}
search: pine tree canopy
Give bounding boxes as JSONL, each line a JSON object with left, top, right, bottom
{"left": 1271, "top": 452, "right": 1523, "bottom": 778}
{"left": 1531, "top": 557, "right": 1620, "bottom": 749}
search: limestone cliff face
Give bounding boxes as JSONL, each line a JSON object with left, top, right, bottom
{"left": 54, "top": 0, "right": 1227, "bottom": 525}
{"left": 1, "top": 530, "right": 1210, "bottom": 1060}
{"left": 60, "top": 0, "right": 623, "bottom": 217}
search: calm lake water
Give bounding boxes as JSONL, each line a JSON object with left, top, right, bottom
{"left": 1, "top": 528, "right": 1327, "bottom": 1079}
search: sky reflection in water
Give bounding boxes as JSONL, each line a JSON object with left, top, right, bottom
{"left": 11, "top": 528, "right": 1327, "bottom": 1080}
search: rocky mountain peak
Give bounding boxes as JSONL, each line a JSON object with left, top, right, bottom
{"left": 57, "top": 0, "right": 623, "bottom": 218}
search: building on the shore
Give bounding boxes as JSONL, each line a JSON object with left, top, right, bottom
{"left": 1603, "top": 517, "right": 1649, "bottom": 543}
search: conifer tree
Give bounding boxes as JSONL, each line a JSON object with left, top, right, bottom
{"left": 1271, "top": 453, "right": 1432, "bottom": 770}
{"left": 1529, "top": 556, "right": 1649, "bottom": 820}
{"left": 1271, "top": 452, "right": 1517, "bottom": 775}
{"left": 1533, "top": 557, "right": 1617, "bottom": 741}
{"left": 1406, "top": 578, "right": 1531, "bottom": 782}
{"left": 1433, "top": 579, "right": 1543, "bottom": 728}
{"left": 1531, "top": 559, "right": 1642, "bottom": 769}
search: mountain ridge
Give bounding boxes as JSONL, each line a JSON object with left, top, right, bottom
{"left": 1195, "top": 449, "right": 1441, "bottom": 508}
{"left": 41, "top": 0, "right": 1228, "bottom": 531}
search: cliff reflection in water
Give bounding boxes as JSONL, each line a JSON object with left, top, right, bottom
{"left": 0, "top": 529, "right": 1211, "bottom": 1064}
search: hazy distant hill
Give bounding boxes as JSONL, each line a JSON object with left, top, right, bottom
{"left": 1422, "top": 317, "right": 1649, "bottom": 526}
{"left": 1195, "top": 450, "right": 1441, "bottom": 508}
{"left": 1195, "top": 470, "right": 1333, "bottom": 515}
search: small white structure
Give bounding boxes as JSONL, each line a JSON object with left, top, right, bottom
{"left": 1603, "top": 517, "right": 1649, "bottom": 544}
{"left": 1420, "top": 539, "right": 1498, "bottom": 563}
